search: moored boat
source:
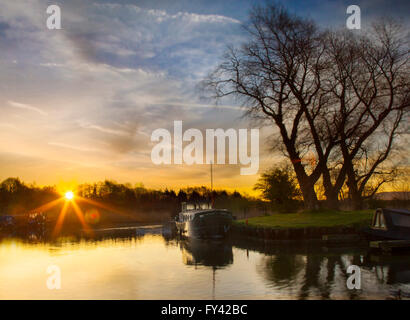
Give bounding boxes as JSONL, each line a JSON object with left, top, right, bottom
{"left": 175, "top": 202, "right": 233, "bottom": 239}
{"left": 364, "top": 208, "right": 410, "bottom": 240}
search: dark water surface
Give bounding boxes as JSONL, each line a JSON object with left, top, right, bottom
{"left": 0, "top": 225, "right": 409, "bottom": 299}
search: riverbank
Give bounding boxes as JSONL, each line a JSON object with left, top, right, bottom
{"left": 232, "top": 210, "right": 373, "bottom": 240}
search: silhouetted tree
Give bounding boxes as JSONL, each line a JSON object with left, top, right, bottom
{"left": 204, "top": 3, "right": 409, "bottom": 210}
{"left": 254, "top": 166, "right": 301, "bottom": 211}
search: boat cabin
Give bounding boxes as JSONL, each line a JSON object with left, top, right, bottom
{"left": 179, "top": 202, "right": 213, "bottom": 222}
{"left": 181, "top": 202, "right": 212, "bottom": 212}
{"left": 175, "top": 201, "right": 234, "bottom": 238}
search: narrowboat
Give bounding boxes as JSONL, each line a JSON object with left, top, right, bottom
{"left": 365, "top": 208, "right": 410, "bottom": 240}
{"left": 175, "top": 202, "right": 233, "bottom": 239}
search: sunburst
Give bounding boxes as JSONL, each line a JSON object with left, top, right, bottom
{"left": 27, "top": 188, "right": 132, "bottom": 238}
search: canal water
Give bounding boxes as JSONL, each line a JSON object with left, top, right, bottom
{"left": 0, "top": 226, "right": 409, "bottom": 299}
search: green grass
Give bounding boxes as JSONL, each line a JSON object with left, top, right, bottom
{"left": 235, "top": 210, "right": 373, "bottom": 229}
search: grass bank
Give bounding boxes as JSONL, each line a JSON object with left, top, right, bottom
{"left": 234, "top": 210, "right": 373, "bottom": 230}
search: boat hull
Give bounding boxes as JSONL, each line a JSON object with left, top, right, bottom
{"left": 364, "top": 227, "right": 410, "bottom": 241}
{"left": 176, "top": 210, "right": 232, "bottom": 239}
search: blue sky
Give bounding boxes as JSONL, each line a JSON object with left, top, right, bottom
{"left": 0, "top": 0, "right": 408, "bottom": 191}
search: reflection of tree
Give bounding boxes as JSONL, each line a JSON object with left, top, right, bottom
{"left": 321, "top": 256, "right": 338, "bottom": 299}
{"left": 259, "top": 251, "right": 355, "bottom": 299}
{"left": 263, "top": 255, "right": 304, "bottom": 287}
{"left": 257, "top": 249, "right": 330, "bottom": 298}
{"left": 298, "top": 255, "right": 324, "bottom": 300}
{"left": 324, "top": 255, "right": 361, "bottom": 300}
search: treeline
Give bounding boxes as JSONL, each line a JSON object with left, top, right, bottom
{"left": 76, "top": 181, "right": 260, "bottom": 217}
{"left": 0, "top": 178, "right": 57, "bottom": 215}
{"left": 0, "top": 178, "right": 264, "bottom": 224}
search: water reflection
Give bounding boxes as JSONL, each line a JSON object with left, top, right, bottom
{"left": 236, "top": 239, "right": 410, "bottom": 299}
{"left": 257, "top": 249, "right": 362, "bottom": 299}
{"left": 0, "top": 226, "right": 409, "bottom": 299}
{"left": 179, "top": 238, "right": 233, "bottom": 268}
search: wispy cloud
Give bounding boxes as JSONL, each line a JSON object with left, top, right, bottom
{"left": 48, "top": 142, "right": 103, "bottom": 153}
{"left": 1, "top": 0, "right": 405, "bottom": 191}
{"left": 8, "top": 100, "right": 48, "bottom": 116}
{"left": 148, "top": 101, "right": 242, "bottom": 110}
{"left": 78, "top": 121, "right": 131, "bottom": 137}
{"left": 144, "top": 8, "right": 241, "bottom": 24}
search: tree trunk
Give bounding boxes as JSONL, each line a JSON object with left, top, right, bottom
{"left": 321, "top": 166, "right": 340, "bottom": 210}
{"left": 292, "top": 163, "right": 319, "bottom": 211}
{"left": 301, "top": 184, "right": 320, "bottom": 211}
{"left": 324, "top": 190, "right": 339, "bottom": 210}
{"left": 340, "top": 143, "right": 363, "bottom": 210}
{"left": 345, "top": 162, "right": 363, "bottom": 210}
{"left": 348, "top": 186, "right": 363, "bottom": 210}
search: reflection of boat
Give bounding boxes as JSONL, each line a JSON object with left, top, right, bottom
{"left": 362, "top": 253, "right": 410, "bottom": 284}
{"left": 179, "top": 238, "right": 233, "bottom": 299}
{"left": 175, "top": 202, "right": 233, "bottom": 239}
{"left": 180, "top": 238, "right": 233, "bottom": 267}
{"left": 364, "top": 208, "right": 410, "bottom": 240}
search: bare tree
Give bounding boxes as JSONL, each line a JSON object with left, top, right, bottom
{"left": 204, "top": 4, "right": 335, "bottom": 210}
{"left": 323, "top": 21, "right": 409, "bottom": 209}
{"left": 203, "top": 3, "right": 409, "bottom": 210}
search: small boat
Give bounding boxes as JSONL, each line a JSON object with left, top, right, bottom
{"left": 0, "top": 215, "right": 16, "bottom": 234}
{"left": 175, "top": 202, "right": 233, "bottom": 239}
{"left": 365, "top": 208, "right": 410, "bottom": 240}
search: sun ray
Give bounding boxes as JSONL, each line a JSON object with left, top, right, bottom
{"left": 52, "top": 201, "right": 69, "bottom": 238}
{"left": 29, "top": 197, "right": 64, "bottom": 213}
{"left": 71, "top": 200, "right": 93, "bottom": 236}
{"left": 76, "top": 196, "right": 134, "bottom": 220}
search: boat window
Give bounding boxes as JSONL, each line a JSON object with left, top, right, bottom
{"left": 373, "top": 211, "right": 387, "bottom": 229}
{"left": 380, "top": 213, "right": 386, "bottom": 228}
{"left": 373, "top": 212, "right": 380, "bottom": 227}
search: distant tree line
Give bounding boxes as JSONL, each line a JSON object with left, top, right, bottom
{"left": 0, "top": 178, "right": 263, "bottom": 222}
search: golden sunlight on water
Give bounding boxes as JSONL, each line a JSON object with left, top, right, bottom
{"left": 0, "top": 234, "right": 408, "bottom": 299}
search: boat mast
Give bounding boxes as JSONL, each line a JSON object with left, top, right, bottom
{"left": 210, "top": 161, "right": 213, "bottom": 191}
{"left": 212, "top": 266, "right": 216, "bottom": 299}
{"left": 210, "top": 161, "right": 214, "bottom": 209}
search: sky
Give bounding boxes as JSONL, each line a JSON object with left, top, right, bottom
{"left": 0, "top": 0, "right": 408, "bottom": 194}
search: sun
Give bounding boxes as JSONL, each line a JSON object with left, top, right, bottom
{"left": 65, "top": 191, "right": 74, "bottom": 201}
